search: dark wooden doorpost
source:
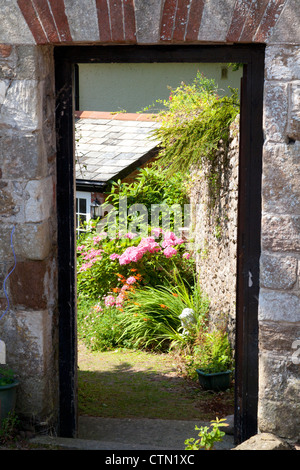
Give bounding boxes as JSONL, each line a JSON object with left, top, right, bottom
{"left": 235, "top": 47, "right": 265, "bottom": 443}
{"left": 54, "top": 45, "right": 265, "bottom": 442}
{"left": 55, "top": 54, "right": 78, "bottom": 438}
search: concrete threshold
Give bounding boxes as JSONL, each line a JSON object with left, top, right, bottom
{"left": 30, "top": 416, "right": 235, "bottom": 451}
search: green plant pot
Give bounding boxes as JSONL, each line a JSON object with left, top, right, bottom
{"left": 0, "top": 380, "right": 19, "bottom": 424}
{"left": 196, "top": 369, "right": 231, "bottom": 392}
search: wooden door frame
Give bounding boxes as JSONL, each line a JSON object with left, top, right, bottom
{"left": 54, "top": 44, "right": 265, "bottom": 443}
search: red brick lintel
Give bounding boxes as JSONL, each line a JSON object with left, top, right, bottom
{"left": 74, "top": 110, "right": 158, "bottom": 122}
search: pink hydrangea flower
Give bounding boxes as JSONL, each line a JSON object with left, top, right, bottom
{"left": 77, "top": 245, "right": 86, "bottom": 252}
{"left": 110, "top": 253, "right": 120, "bottom": 260}
{"left": 182, "top": 252, "right": 190, "bottom": 259}
{"left": 118, "top": 237, "right": 161, "bottom": 265}
{"left": 162, "top": 231, "right": 184, "bottom": 247}
{"left": 116, "top": 294, "right": 125, "bottom": 307}
{"left": 104, "top": 295, "right": 116, "bottom": 307}
{"left": 82, "top": 249, "right": 103, "bottom": 260}
{"left": 126, "top": 276, "right": 136, "bottom": 285}
{"left": 151, "top": 227, "right": 163, "bottom": 238}
{"left": 124, "top": 232, "right": 137, "bottom": 239}
{"left": 163, "top": 246, "right": 177, "bottom": 258}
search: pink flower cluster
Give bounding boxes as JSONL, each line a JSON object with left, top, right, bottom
{"left": 78, "top": 248, "right": 103, "bottom": 272}
{"left": 93, "top": 232, "right": 107, "bottom": 245}
{"left": 104, "top": 295, "right": 116, "bottom": 308}
{"left": 161, "top": 231, "right": 184, "bottom": 248}
{"left": 118, "top": 236, "right": 161, "bottom": 265}
{"left": 117, "top": 231, "right": 185, "bottom": 265}
{"left": 81, "top": 249, "right": 103, "bottom": 260}
{"left": 163, "top": 246, "right": 177, "bottom": 258}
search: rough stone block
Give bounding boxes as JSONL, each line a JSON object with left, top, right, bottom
{"left": 0, "top": 79, "right": 42, "bottom": 130}
{"left": 0, "top": 1, "right": 35, "bottom": 45}
{"left": 258, "top": 398, "right": 300, "bottom": 439}
{"left": 0, "top": 44, "right": 12, "bottom": 58}
{"left": 262, "top": 142, "right": 300, "bottom": 214}
{"left": 14, "top": 221, "right": 53, "bottom": 260}
{"left": 135, "top": 0, "right": 163, "bottom": 43}
{"left": 0, "top": 181, "right": 24, "bottom": 222}
{"left": 0, "top": 130, "right": 47, "bottom": 179}
{"left": 64, "top": 0, "right": 99, "bottom": 42}
{"left": 259, "top": 321, "right": 300, "bottom": 356}
{"left": 259, "top": 290, "right": 300, "bottom": 323}
{"left": 0, "top": 308, "right": 58, "bottom": 422}
{"left": 268, "top": 0, "right": 300, "bottom": 44}
{"left": 265, "top": 45, "right": 300, "bottom": 81}
{"left": 261, "top": 214, "right": 300, "bottom": 253}
{"left": 198, "top": 0, "right": 236, "bottom": 43}
{"left": 263, "top": 81, "right": 288, "bottom": 143}
{"left": 9, "top": 259, "right": 51, "bottom": 309}
{"left": 260, "top": 253, "right": 297, "bottom": 290}
{"left": 15, "top": 45, "right": 53, "bottom": 81}
{"left": 233, "top": 433, "right": 292, "bottom": 450}
{"left": 287, "top": 82, "right": 300, "bottom": 142}
{"left": 24, "top": 176, "right": 54, "bottom": 223}
{"left": 258, "top": 351, "right": 299, "bottom": 403}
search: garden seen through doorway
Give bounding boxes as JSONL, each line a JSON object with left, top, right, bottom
{"left": 75, "top": 68, "right": 240, "bottom": 429}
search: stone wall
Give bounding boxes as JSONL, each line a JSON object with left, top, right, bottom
{"left": 258, "top": 43, "right": 300, "bottom": 440}
{"left": 188, "top": 119, "right": 239, "bottom": 345}
{"left": 0, "top": 44, "right": 58, "bottom": 429}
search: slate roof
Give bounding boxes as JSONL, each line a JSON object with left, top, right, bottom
{"left": 75, "top": 111, "right": 161, "bottom": 191}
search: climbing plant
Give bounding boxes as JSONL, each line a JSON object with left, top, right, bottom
{"left": 150, "top": 73, "right": 240, "bottom": 206}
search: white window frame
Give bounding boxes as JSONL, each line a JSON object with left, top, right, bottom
{"left": 76, "top": 191, "right": 91, "bottom": 237}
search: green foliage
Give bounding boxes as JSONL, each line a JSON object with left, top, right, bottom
{"left": 77, "top": 299, "right": 129, "bottom": 351}
{"left": 102, "top": 164, "right": 188, "bottom": 232}
{"left": 185, "top": 330, "right": 233, "bottom": 378}
{"left": 0, "top": 368, "right": 15, "bottom": 387}
{"left": 150, "top": 73, "right": 239, "bottom": 211}
{"left": 0, "top": 412, "right": 20, "bottom": 444}
{"left": 118, "top": 275, "right": 209, "bottom": 352}
{"left": 184, "top": 417, "right": 228, "bottom": 450}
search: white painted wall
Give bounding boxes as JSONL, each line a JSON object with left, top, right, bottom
{"left": 78, "top": 63, "right": 242, "bottom": 113}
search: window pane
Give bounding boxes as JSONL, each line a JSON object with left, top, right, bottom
{"left": 79, "top": 214, "right": 86, "bottom": 226}
{"left": 79, "top": 198, "right": 87, "bottom": 213}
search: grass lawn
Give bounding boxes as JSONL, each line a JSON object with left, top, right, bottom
{"left": 78, "top": 341, "right": 234, "bottom": 421}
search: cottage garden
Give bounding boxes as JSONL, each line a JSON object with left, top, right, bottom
{"left": 76, "top": 73, "right": 239, "bottom": 386}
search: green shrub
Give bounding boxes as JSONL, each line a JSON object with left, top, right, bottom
{"left": 184, "top": 329, "right": 233, "bottom": 379}
{"left": 77, "top": 228, "right": 194, "bottom": 303}
{"left": 103, "top": 164, "right": 189, "bottom": 230}
{"left": 117, "top": 277, "right": 209, "bottom": 352}
{"left": 77, "top": 299, "right": 129, "bottom": 351}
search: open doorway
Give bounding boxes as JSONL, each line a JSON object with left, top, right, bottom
{"left": 55, "top": 45, "right": 264, "bottom": 445}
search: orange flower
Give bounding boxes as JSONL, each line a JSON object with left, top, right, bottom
{"left": 172, "top": 293, "right": 178, "bottom": 297}
{"left": 160, "top": 304, "right": 167, "bottom": 309}
{"left": 143, "top": 318, "right": 148, "bottom": 321}
{"left": 116, "top": 273, "right": 125, "bottom": 279}
{"left": 112, "top": 287, "right": 120, "bottom": 293}
{"left": 130, "top": 268, "right": 137, "bottom": 272}
{"left": 134, "top": 302, "right": 141, "bottom": 306}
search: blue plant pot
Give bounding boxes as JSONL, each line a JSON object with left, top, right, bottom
{"left": 196, "top": 369, "right": 232, "bottom": 391}
{"left": 0, "top": 380, "right": 19, "bottom": 424}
